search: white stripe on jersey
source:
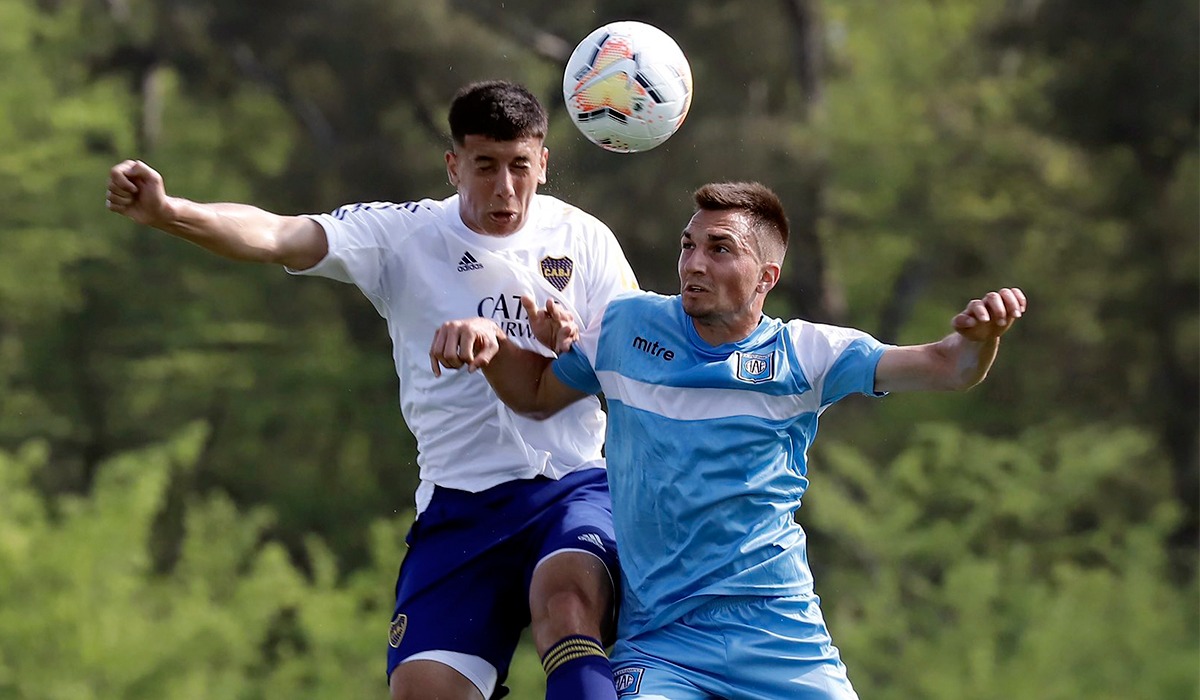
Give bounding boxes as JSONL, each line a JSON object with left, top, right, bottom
{"left": 596, "top": 370, "right": 822, "bottom": 422}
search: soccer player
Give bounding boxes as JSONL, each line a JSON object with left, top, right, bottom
{"left": 106, "top": 81, "right": 638, "bottom": 700}
{"left": 429, "top": 181, "right": 1028, "bottom": 699}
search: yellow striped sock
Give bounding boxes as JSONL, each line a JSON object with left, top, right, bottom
{"left": 541, "top": 635, "right": 607, "bottom": 677}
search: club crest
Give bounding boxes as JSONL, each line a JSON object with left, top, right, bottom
{"left": 735, "top": 351, "right": 775, "bottom": 384}
{"left": 613, "top": 666, "right": 645, "bottom": 696}
{"left": 540, "top": 256, "right": 574, "bottom": 291}
{"left": 388, "top": 613, "right": 407, "bottom": 648}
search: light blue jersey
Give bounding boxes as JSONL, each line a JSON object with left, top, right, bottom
{"left": 553, "top": 291, "right": 889, "bottom": 639}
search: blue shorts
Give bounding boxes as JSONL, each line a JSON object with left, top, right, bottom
{"left": 387, "top": 468, "right": 618, "bottom": 696}
{"left": 610, "top": 594, "right": 858, "bottom": 700}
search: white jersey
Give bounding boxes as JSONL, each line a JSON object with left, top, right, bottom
{"left": 291, "top": 194, "right": 638, "bottom": 512}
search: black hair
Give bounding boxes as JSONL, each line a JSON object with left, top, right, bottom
{"left": 448, "top": 80, "right": 548, "bottom": 145}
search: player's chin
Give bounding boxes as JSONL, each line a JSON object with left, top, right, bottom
{"left": 680, "top": 296, "right": 710, "bottom": 318}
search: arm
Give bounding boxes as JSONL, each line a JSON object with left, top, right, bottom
{"left": 105, "top": 159, "right": 328, "bottom": 270}
{"left": 429, "top": 317, "right": 589, "bottom": 420}
{"left": 875, "top": 288, "right": 1027, "bottom": 393}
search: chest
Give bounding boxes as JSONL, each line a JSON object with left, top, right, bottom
{"left": 396, "top": 232, "right": 591, "bottom": 338}
{"left": 605, "top": 326, "right": 798, "bottom": 394}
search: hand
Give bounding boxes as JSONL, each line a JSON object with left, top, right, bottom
{"left": 105, "top": 160, "right": 171, "bottom": 226}
{"left": 952, "top": 287, "right": 1027, "bottom": 342}
{"left": 429, "top": 317, "right": 504, "bottom": 377}
{"left": 521, "top": 295, "right": 579, "bottom": 354}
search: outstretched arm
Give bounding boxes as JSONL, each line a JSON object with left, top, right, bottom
{"left": 429, "top": 317, "right": 589, "bottom": 420}
{"left": 105, "top": 159, "right": 328, "bottom": 270}
{"left": 875, "top": 288, "right": 1027, "bottom": 393}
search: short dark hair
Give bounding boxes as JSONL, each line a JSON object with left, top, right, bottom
{"left": 448, "top": 80, "right": 548, "bottom": 145}
{"left": 693, "top": 182, "right": 789, "bottom": 259}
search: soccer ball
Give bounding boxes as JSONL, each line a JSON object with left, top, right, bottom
{"left": 562, "top": 21, "right": 694, "bottom": 153}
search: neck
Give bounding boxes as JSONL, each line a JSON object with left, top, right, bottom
{"left": 690, "top": 313, "right": 760, "bottom": 347}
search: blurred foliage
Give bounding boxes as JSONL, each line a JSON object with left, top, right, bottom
{"left": 0, "top": 425, "right": 409, "bottom": 698}
{"left": 809, "top": 423, "right": 1196, "bottom": 699}
{"left": 0, "top": 0, "right": 1195, "bottom": 697}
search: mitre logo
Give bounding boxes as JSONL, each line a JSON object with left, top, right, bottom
{"left": 632, "top": 336, "right": 674, "bottom": 361}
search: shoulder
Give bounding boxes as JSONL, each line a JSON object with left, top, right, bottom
{"left": 310, "top": 197, "right": 451, "bottom": 251}
{"left": 784, "top": 318, "right": 862, "bottom": 344}
{"left": 602, "top": 290, "right": 674, "bottom": 322}
{"left": 534, "top": 194, "right": 614, "bottom": 235}
{"left": 784, "top": 318, "right": 882, "bottom": 363}
{"left": 584, "top": 292, "right": 675, "bottom": 355}
{"left": 612, "top": 289, "right": 669, "bottom": 308}
{"left": 329, "top": 197, "right": 447, "bottom": 223}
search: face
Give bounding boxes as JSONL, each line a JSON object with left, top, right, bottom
{"left": 446, "top": 134, "right": 548, "bottom": 236}
{"left": 678, "top": 208, "right": 780, "bottom": 339}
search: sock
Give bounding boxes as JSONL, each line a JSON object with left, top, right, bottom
{"left": 542, "top": 634, "right": 617, "bottom": 700}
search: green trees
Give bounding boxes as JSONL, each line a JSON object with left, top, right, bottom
{"left": 0, "top": 426, "right": 407, "bottom": 698}
{"left": 810, "top": 424, "right": 1196, "bottom": 698}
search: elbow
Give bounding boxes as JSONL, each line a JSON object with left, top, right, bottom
{"left": 518, "top": 409, "right": 554, "bottom": 421}
{"left": 490, "top": 388, "right": 561, "bottom": 421}
{"left": 268, "top": 217, "right": 327, "bottom": 269}
{"left": 250, "top": 242, "right": 284, "bottom": 265}
{"left": 511, "top": 404, "right": 564, "bottom": 421}
{"left": 259, "top": 229, "right": 298, "bottom": 267}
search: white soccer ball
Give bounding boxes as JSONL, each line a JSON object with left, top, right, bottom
{"left": 562, "top": 21, "right": 694, "bottom": 153}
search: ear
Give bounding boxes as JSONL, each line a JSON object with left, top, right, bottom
{"left": 538, "top": 146, "right": 549, "bottom": 185}
{"left": 757, "top": 262, "right": 781, "bottom": 295}
{"left": 445, "top": 149, "right": 459, "bottom": 187}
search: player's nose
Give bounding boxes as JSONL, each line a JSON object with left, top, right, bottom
{"left": 494, "top": 169, "right": 516, "bottom": 198}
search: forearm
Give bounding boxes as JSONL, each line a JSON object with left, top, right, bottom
{"left": 876, "top": 288, "right": 1024, "bottom": 393}
{"left": 877, "top": 334, "right": 1000, "bottom": 393}
{"left": 482, "top": 339, "right": 577, "bottom": 419}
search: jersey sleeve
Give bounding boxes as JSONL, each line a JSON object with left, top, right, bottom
{"left": 787, "top": 320, "right": 892, "bottom": 408}
{"left": 550, "top": 295, "right": 611, "bottom": 395}
{"left": 287, "top": 201, "right": 432, "bottom": 311}
{"left": 580, "top": 220, "right": 639, "bottom": 325}
{"left": 552, "top": 347, "right": 601, "bottom": 395}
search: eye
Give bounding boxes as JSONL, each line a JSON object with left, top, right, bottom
{"left": 681, "top": 240, "right": 694, "bottom": 250}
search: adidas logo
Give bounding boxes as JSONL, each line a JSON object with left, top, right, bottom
{"left": 457, "top": 251, "right": 483, "bottom": 272}
{"left": 577, "top": 533, "right": 605, "bottom": 552}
